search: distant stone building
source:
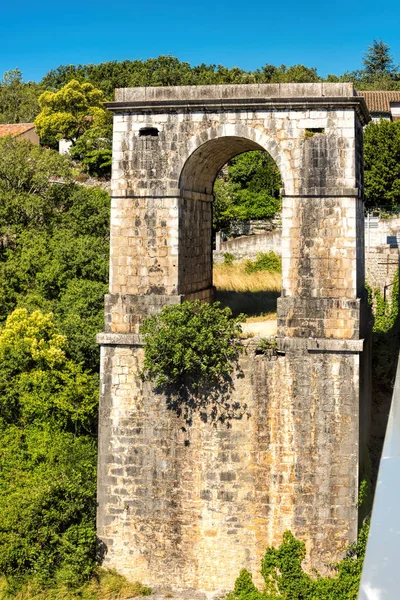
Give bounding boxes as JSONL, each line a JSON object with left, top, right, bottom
{"left": 0, "top": 123, "right": 40, "bottom": 144}
{"left": 359, "top": 91, "right": 400, "bottom": 121}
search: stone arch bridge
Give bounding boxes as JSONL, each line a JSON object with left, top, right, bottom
{"left": 96, "top": 83, "right": 371, "bottom": 595}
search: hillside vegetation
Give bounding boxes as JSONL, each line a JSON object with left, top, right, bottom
{"left": 0, "top": 39, "right": 399, "bottom": 597}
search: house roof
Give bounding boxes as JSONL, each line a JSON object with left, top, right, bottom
{"left": 0, "top": 123, "right": 36, "bottom": 138}
{"left": 358, "top": 91, "right": 400, "bottom": 114}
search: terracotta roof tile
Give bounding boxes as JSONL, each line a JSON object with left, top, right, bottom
{"left": 0, "top": 123, "right": 35, "bottom": 138}
{"left": 358, "top": 91, "right": 400, "bottom": 114}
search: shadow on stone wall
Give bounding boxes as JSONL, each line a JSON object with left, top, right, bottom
{"left": 369, "top": 274, "right": 400, "bottom": 483}
{"left": 215, "top": 289, "right": 280, "bottom": 318}
{"left": 155, "top": 371, "right": 248, "bottom": 443}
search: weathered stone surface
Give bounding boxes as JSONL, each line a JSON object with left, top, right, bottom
{"left": 97, "top": 342, "right": 361, "bottom": 593}
{"left": 97, "top": 83, "right": 371, "bottom": 594}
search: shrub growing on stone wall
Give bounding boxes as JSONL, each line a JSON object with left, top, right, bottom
{"left": 227, "top": 521, "right": 369, "bottom": 600}
{"left": 140, "top": 301, "right": 246, "bottom": 426}
{"left": 245, "top": 252, "right": 282, "bottom": 274}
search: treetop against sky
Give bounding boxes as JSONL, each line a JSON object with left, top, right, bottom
{"left": 2, "top": 0, "right": 400, "bottom": 82}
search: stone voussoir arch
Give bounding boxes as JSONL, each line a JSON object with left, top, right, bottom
{"left": 178, "top": 122, "right": 295, "bottom": 197}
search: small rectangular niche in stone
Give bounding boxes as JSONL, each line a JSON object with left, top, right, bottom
{"left": 139, "top": 127, "right": 159, "bottom": 137}
{"left": 305, "top": 127, "right": 325, "bottom": 138}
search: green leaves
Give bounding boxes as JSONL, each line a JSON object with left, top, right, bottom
{"left": 0, "top": 139, "right": 110, "bottom": 370}
{"left": 0, "top": 308, "right": 99, "bottom": 591}
{"left": 0, "top": 69, "right": 41, "bottom": 124}
{"left": 141, "top": 301, "right": 246, "bottom": 426}
{"left": 0, "top": 136, "right": 109, "bottom": 591}
{"left": 364, "top": 120, "right": 400, "bottom": 209}
{"left": 214, "top": 151, "right": 282, "bottom": 228}
{"left": 362, "top": 39, "right": 397, "bottom": 76}
{"left": 141, "top": 300, "right": 243, "bottom": 389}
{"left": 245, "top": 253, "right": 282, "bottom": 274}
{"left": 34, "top": 79, "right": 110, "bottom": 146}
{"left": 229, "top": 523, "right": 370, "bottom": 600}
{"left": 0, "top": 308, "right": 98, "bottom": 432}
{"left": 0, "top": 425, "right": 97, "bottom": 588}
{"left": 39, "top": 57, "right": 323, "bottom": 98}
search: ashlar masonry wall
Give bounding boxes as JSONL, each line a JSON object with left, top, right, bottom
{"left": 97, "top": 340, "right": 360, "bottom": 591}
{"left": 97, "top": 83, "right": 371, "bottom": 595}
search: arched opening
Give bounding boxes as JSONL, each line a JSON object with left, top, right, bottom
{"left": 179, "top": 134, "right": 284, "bottom": 336}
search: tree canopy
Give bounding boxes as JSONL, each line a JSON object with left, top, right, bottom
{"left": 39, "top": 56, "right": 323, "bottom": 97}
{"left": 34, "top": 79, "right": 110, "bottom": 146}
{"left": 364, "top": 120, "right": 400, "bottom": 209}
{"left": 0, "top": 137, "right": 110, "bottom": 593}
{"left": 0, "top": 69, "right": 41, "bottom": 124}
{"left": 214, "top": 151, "right": 282, "bottom": 228}
{"left": 363, "top": 39, "right": 397, "bottom": 76}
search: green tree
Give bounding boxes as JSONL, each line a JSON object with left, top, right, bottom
{"left": 214, "top": 151, "right": 282, "bottom": 228}
{"left": 0, "top": 69, "right": 41, "bottom": 124}
{"left": 34, "top": 79, "right": 110, "bottom": 146}
{"left": 0, "top": 138, "right": 110, "bottom": 371}
{"left": 69, "top": 125, "right": 112, "bottom": 177}
{"left": 40, "top": 56, "right": 324, "bottom": 97}
{"left": 269, "top": 64, "right": 320, "bottom": 83}
{"left": 0, "top": 308, "right": 98, "bottom": 430}
{"left": 0, "top": 137, "right": 72, "bottom": 230}
{"left": 363, "top": 39, "right": 397, "bottom": 76}
{"left": 0, "top": 424, "right": 98, "bottom": 590}
{"left": 0, "top": 309, "right": 99, "bottom": 591}
{"left": 364, "top": 120, "right": 400, "bottom": 209}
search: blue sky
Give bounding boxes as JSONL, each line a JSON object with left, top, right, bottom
{"left": 2, "top": 0, "right": 400, "bottom": 82}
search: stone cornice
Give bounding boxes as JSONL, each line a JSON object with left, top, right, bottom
{"left": 105, "top": 96, "right": 370, "bottom": 125}
{"left": 277, "top": 336, "right": 365, "bottom": 353}
{"left": 96, "top": 332, "right": 144, "bottom": 346}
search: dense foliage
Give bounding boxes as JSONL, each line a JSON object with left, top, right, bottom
{"left": 141, "top": 300, "right": 243, "bottom": 389}
{"left": 0, "top": 309, "right": 99, "bottom": 591}
{"left": 69, "top": 126, "right": 112, "bottom": 177}
{"left": 0, "top": 138, "right": 110, "bottom": 594}
{"left": 364, "top": 120, "right": 400, "bottom": 209}
{"left": 34, "top": 80, "right": 111, "bottom": 148}
{"left": 244, "top": 252, "right": 282, "bottom": 274}
{"left": 140, "top": 301, "right": 246, "bottom": 425}
{"left": 214, "top": 151, "right": 282, "bottom": 228}
{"left": 40, "top": 57, "right": 322, "bottom": 97}
{"left": 227, "top": 522, "right": 369, "bottom": 600}
{"left": 0, "top": 69, "right": 42, "bottom": 124}
{"left": 0, "top": 137, "right": 109, "bottom": 372}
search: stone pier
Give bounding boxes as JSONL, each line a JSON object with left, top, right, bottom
{"left": 97, "top": 83, "right": 371, "bottom": 594}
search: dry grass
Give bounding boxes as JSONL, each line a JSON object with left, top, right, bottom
{"left": 0, "top": 570, "right": 151, "bottom": 600}
{"left": 213, "top": 263, "right": 281, "bottom": 319}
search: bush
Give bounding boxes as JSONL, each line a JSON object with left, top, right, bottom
{"left": 228, "top": 521, "right": 369, "bottom": 600}
{"left": 0, "top": 309, "right": 100, "bottom": 592}
{"left": 245, "top": 252, "right": 282, "bottom": 274}
{"left": 0, "top": 426, "right": 97, "bottom": 591}
{"left": 223, "top": 252, "right": 235, "bottom": 265}
{"left": 140, "top": 301, "right": 246, "bottom": 426}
